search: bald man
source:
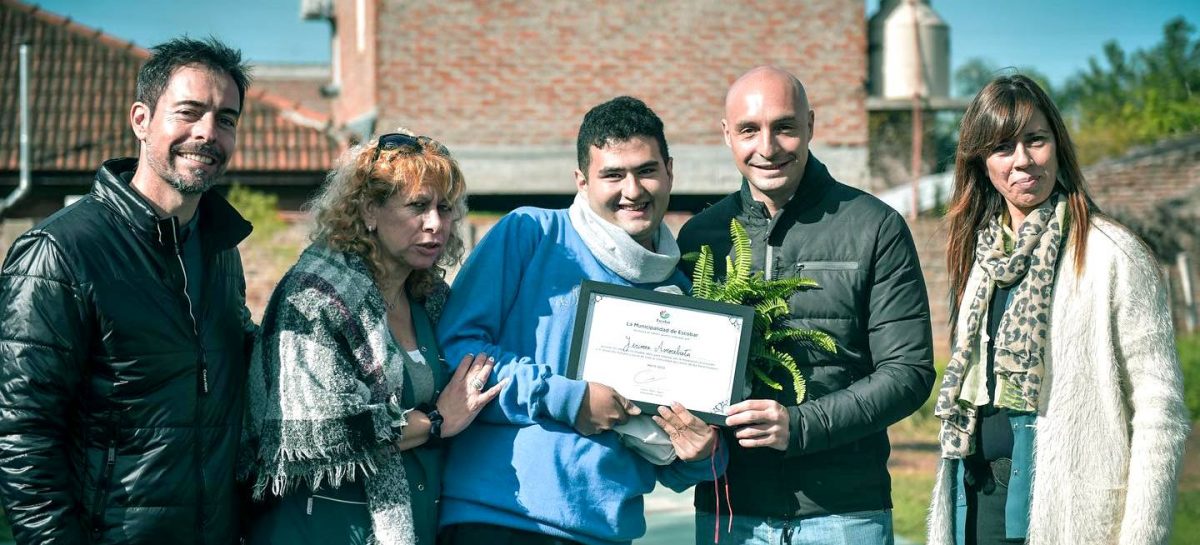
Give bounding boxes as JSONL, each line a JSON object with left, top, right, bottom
{"left": 677, "top": 66, "right": 935, "bottom": 545}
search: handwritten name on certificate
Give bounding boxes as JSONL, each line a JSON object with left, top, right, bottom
{"left": 577, "top": 293, "right": 743, "bottom": 416}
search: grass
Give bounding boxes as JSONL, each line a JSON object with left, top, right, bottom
{"left": 892, "top": 471, "right": 937, "bottom": 542}
{"left": 1179, "top": 333, "right": 1200, "bottom": 421}
{"left": 889, "top": 334, "right": 1200, "bottom": 544}
{"left": 891, "top": 470, "right": 1200, "bottom": 543}
{"left": 891, "top": 435, "right": 1200, "bottom": 545}
{"left": 1173, "top": 490, "right": 1200, "bottom": 545}
{"left": 884, "top": 358, "right": 944, "bottom": 543}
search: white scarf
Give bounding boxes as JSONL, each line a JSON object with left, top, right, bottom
{"left": 568, "top": 192, "right": 683, "bottom": 464}
{"left": 567, "top": 192, "right": 680, "bottom": 284}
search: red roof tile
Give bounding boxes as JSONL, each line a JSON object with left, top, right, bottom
{"left": 254, "top": 64, "right": 332, "bottom": 118}
{"left": 0, "top": 0, "right": 343, "bottom": 173}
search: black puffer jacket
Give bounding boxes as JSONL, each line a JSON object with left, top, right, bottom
{"left": 0, "top": 158, "right": 254, "bottom": 544}
{"left": 678, "top": 155, "right": 935, "bottom": 518}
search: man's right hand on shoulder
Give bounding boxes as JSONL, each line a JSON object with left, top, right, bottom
{"left": 574, "top": 382, "right": 640, "bottom": 436}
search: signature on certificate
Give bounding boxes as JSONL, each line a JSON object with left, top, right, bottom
{"left": 634, "top": 369, "right": 666, "bottom": 384}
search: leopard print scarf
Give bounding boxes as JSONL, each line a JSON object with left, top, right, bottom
{"left": 935, "top": 195, "right": 1066, "bottom": 458}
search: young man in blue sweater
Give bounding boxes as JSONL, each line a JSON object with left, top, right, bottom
{"left": 436, "top": 96, "right": 726, "bottom": 545}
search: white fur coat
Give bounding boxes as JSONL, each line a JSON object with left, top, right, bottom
{"left": 927, "top": 217, "right": 1190, "bottom": 545}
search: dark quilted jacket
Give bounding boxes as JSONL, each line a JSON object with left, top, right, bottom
{"left": 678, "top": 155, "right": 935, "bottom": 518}
{"left": 0, "top": 158, "right": 255, "bottom": 544}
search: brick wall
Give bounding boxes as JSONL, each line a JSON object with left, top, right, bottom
{"left": 1084, "top": 135, "right": 1200, "bottom": 215}
{"left": 907, "top": 217, "right": 952, "bottom": 359}
{"left": 371, "top": 0, "right": 866, "bottom": 148}
{"left": 329, "top": 0, "right": 379, "bottom": 129}
{"left": 240, "top": 218, "right": 310, "bottom": 322}
{"left": 1084, "top": 134, "right": 1200, "bottom": 332}
{"left": 0, "top": 218, "right": 33, "bottom": 264}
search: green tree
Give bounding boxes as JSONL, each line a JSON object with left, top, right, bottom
{"left": 1064, "top": 17, "right": 1200, "bottom": 164}
{"left": 225, "top": 183, "right": 285, "bottom": 241}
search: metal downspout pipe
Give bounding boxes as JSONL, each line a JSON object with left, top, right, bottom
{"left": 1, "top": 42, "right": 33, "bottom": 219}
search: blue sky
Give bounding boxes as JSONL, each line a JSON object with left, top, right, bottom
{"left": 889, "top": 0, "right": 1198, "bottom": 91}
{"left": 30, "top": 0, "right": 1199, "bottom": 92}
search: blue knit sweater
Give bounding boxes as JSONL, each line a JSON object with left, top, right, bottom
{"left": 436, "top": 207, "right": 727, "bottom": 545}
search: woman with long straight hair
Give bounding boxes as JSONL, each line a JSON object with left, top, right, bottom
{"left": 926, "top": 74, "right": 1189, "bottom": 545}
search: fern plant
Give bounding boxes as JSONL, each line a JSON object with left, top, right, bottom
{"left": 689, "top": 219, "right": 836, "bottom": 404}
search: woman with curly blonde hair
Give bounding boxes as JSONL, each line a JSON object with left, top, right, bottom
{"left": 245, "top": 133, "right": 506, "bottom": 545}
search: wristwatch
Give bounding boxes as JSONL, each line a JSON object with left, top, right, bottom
{"left": 417, "top": 403, "right": 444, "bottom": 445}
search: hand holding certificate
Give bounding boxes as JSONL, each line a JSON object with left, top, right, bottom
{"left": 567, "top": 281, "right": 752, "bottom": 425}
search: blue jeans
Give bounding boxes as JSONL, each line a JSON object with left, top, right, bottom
{"left": 695, "top": 510, "right": 894, "bottom": 545}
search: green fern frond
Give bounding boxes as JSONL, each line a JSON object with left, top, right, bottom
{"left": 729, "top": 220, "right": 753, "bottom": 283}
{"left": 752, "top": 366, "right": 784, "bottom": 391}
{"left": 754, "top": 347, "right": 781, "bottom": 368}
{"left": 763, "top": 328, "right": 838, "bottom": 354}
{"left": 755, "top": 277, "right": 819, "bottom": 301}
{"left": 721, "top": 264, "right": 749, "bottom": 295}
{"left": 754, "top": 298, "right": 791, "bottom": 323}
{"left": 692, "top": 245, "right": 716, "bottom": 300}
{"left": 769, "top": 348, "right": 807, "bottom": 403}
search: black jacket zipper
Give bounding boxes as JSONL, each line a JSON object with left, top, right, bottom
{"left": 90, "top": 414, "right": 119, "bottom": 537}
{"left": 159, "top": 217, "right": 209, "bottom": 543}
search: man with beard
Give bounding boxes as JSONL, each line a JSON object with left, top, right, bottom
{"left": 677, "top": 66, "right": 934, "bottom": 544}
{"left": 0, "top": 37, "right": 256, "bottom": 544}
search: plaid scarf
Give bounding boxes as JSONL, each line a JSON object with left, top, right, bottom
{"left": 244, "top": 243, "right": 443, "bottom": 544}
{"left": 935, "top": 195, "right": 1066, "bottom": 458}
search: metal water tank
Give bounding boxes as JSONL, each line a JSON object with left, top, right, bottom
{"left": 868, "top": 0, "right": 950, "bottom": 99}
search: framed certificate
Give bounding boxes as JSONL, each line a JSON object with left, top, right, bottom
{"left": 566, "top": 280, "right": 753, "bottom": 426}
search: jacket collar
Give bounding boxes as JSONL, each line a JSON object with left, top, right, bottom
{"left": 92, "top": 157, "right": 253, "bottom": 253}
{"left": 737, "top": 153, "right": 835, "bottom": 219}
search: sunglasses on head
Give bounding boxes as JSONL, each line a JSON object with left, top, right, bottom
{"left": 371, "top": 133, "right": 448, "bottom": 162}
